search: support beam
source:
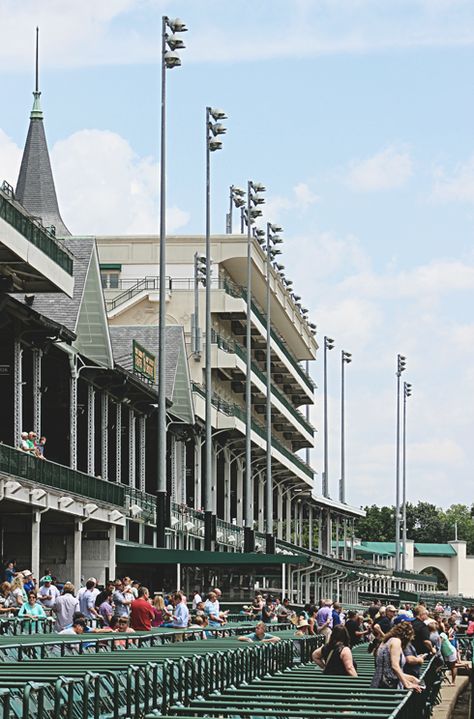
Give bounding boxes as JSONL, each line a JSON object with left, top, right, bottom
{"left": 138, "top": 415, "right": 146, "bottom": 492}
{"left": 31, "top": 511, "right": 41, "bottom": 580}
{"left": 108, "top": 524, "right": 116, "bottom": 581}
{"left": 236, "top": 459, "right": 243, "bottom": 525}
{"left": 194, "top": 436, "right": 202, "bottom": 510}
{"left": 128, "top": 408, "right": 136, "bottom": 488}
{"left": 258, "top": 472, "right": 265, "bottom": 533}
{"left": 276, "top": 486, "right": 283, "bottom": 540}
{"left": 308, "top": 505, "right": 313, "bottom": 552}
{"left": 286, "top": 494, "right": 292, "bottom": 543}
{"left": 223, "top": 448, "right": 231, "bottom": 523}
{"left": 32, "top": 348, "right": 42, "bottom": 436}
{"left": 212, "top": 442, "right": 218, "bottom": 515}
{"left": 70, "top": 373, "right": 78, "bottom": 470}
{"left": 87, "top": 385, "right": 95, "bottom": 476}
{"left": 115, "top": 403, "right": 122, "bottom": 483}
{"left": 101, "top": 393, "right": 109, "bottom": 481}
{"left": 13, "top": 340, "right": 23, "bottom": 446}
{"left": 74, "top": 521, "right": 83, "bottom": 590}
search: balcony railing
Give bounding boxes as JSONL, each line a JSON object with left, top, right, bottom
{"left": 0, "top": 188, "right": 73, "bottom": 275}
{"left": 232, "top": 341, "right": 314, "bottom": 436}
{"left": 0, "top": 444, "right": 124, "bottom": 506}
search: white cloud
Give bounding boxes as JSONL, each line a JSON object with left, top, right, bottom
{"left": 265, "top": 182, "right": 320, "bottom": 220}
{"left": 346, "top": 147, "right": 413, "bottom": 192}
{"left": 432, "top": 155, "right": 474, "bottom": 203}
{"left": 0, "top": 126, "right": 190, "bottom": 235}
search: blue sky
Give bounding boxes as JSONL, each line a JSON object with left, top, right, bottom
{"left": 1, "top": 0, "right": 474, "bottom": 512}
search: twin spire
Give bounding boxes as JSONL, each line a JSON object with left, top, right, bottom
{"left": 15, "top": 27, "right": 71, "bottom": 236}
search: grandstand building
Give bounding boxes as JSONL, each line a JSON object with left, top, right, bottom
{"left": 0, "top": 77, "right": 437, "bottom": 603}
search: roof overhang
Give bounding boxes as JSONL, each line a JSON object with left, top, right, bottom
{"left": 116, "top": 543, "right": 309, "bottom": 566}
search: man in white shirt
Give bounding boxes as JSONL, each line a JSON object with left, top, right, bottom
{"left": 192, "top": 590, "right": 202, "bottom": 610}
{"left": 38, "top": 576, "right": 60, "bottom": 609}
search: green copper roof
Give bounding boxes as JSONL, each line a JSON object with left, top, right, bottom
{"left": 30, "top": 91, "right": 43, "bottom": 119}
{"left": 414, "top": 543, "right": 457, "bottom": 556}
{"left": 359, "top": 541, "right": 395, "bottom": 555}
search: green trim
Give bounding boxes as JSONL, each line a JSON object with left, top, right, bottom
{"left": 414, "top": 543, "right": 457, "bottom": 557}
{"left": 116, "top": 543, "right": 309, "bottom": 566}
{"left": 100, "top": 264, "right": 122, "bottom": 271}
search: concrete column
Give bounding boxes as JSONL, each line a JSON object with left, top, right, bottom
{"left": 299, "top": 502, "right": 304, "bottom": 547}
{"left": 108, "top": 524, "right": 116, "bottom": 581}
{"left": 236, "top": 459, "right": 244, "bottom": 525}
{"left": 74, "top": 521, "right": 83, "bottom": 590}
{"left": 31, "top": 511, "right": 41, "bottom": 580}
{"left": 13, "top": 339, "right": 23, "bottom": 445}
{"left": 212, "top": 443, "right": 218, "bottom": 515}
{"left": 32, "top": 348, "right": 42, "bottom": 436}
{"left": 258, "top": 473, "right": 265, "bottom": 533}
{"left": 128, "top": 408, "right": 136, "bottom": 488}
{"left": 87, "top": 385, "right": 95, "bottom": 476}
{"left": 318, "top": 512, "right": 323, "bottom": 554}
{"left": 343, "top": 518, "right": 348, "bottom": 560}
{"left": 101, "top": 393, "right": 109, "bottom": 481}
{"left": 276, "top": 486, "right": 283, "bottom": 540}
{"left": 350, "top": 519, "right": 355, "bottom": 561}
{"left": 223, "top": 449, "right": 231, "bottom": 523}
{"left": 308, "top": 506, "right": 313, "bottom": 552}
{"left": 194, "top": 436, "right": 202, "bottom": 510}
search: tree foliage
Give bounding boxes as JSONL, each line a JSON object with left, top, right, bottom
{"left": 355, "top": 502, "right": 474, "bottom": 555}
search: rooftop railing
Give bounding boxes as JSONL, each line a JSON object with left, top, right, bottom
{"left": 0, "top": 185, "right": 73, "bottom": 275}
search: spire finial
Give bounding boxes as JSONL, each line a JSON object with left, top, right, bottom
{"left": 35, "top": 26, "right": 39, "bottom": 94}
{"left": 31, "top": 26, "right": 43, "bottom": 119}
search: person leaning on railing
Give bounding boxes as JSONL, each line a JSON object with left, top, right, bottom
{"left": 17, "top": 592, "right": 47, "bottom": 620}
{"left": 371, "top": 621, "right": 422, "bottom": 692}
{"left": 312, "top": 625, "right": 358, "bottom": 676}
{"left": 238, "top": 621, "right": 281, "bottom": 644}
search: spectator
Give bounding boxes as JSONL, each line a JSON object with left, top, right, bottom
{"left": 332, "top": 603, "right": 343, "bottom": 627}
{"left": 368, "top": 599, "right": 382, "bottom": 622}
{"left": 112, "top": 579, "right": 133, "bottom": 618}
{"left": 53, "top": 583, "right": 79, "bottom": 631}
{"left": 19, "top": 432, "right": 33, "bottom": 453}
{"left": 21, "top": 570, "right": 36, "bottom": 593}
{"left": 3, "top": 561, "right": 16, "bottom": 583}
{"left": 194, "top": 601, "right": 206, "bottom": 619}
{"left": 294, "top": 618, "right": 311, "bottom": 638}
{"left": 345, "top": 610, "right": 369, "bottom": 647}
{"left": 151, "top": 594, "right": 167, "bottom": 627}
{"left": 36, "top": 436, "right": 47, "bottom": 457}
{"left": 412, "top": 606, "right": 435, "bottom": 656}
{"left": 373, "top": 605, "right": 397, "bottom": 638}
{"left": 18, "top": 592, "right": 46, "bottom": 620}
{"left": 261, "top": 595, "right": 276, "bottom": 623}
{"left": 79, "top": 579, "right": 100, "bottom": 621}
{"left": 316, "top": 599, "right": 333, "bottom": 643}
{"left": 172, "top": 591, "right": 189, "bottom": 629}
{"left": 238, "top": 621, "right": 281, "bottom": 643}
{"left": 111, "top": 616, "right": 136, "bottom": 648}
{"left": 98, "top": 591, "right": 114, "bottom": 626}
{"left": 192, "top": 590, "right": 202, "bottom": 610}
{"left": 312, "top": 625, "right": 358, "bottom": 676}
{"left": 130, "top": 587, "right": 155, "bottom": 631}
{"left": 9, "top": 575, "right": 26, "bottom": 608}
{"left": 275, "top": 597, "right": 293, "bottom": 624}
{"left": 95, "top": 581, "right": 114, "bottom": 609}
{"left": 59, "top": 618, "right": 86, "bottom": 635}
{"left": 28, "top": 431, "right": 42, "bottom": 458}
{"left": 0, "top": 582, "right": 13, "bottom": 614}
{"left": 204, "top": 591, "right": 225, "bottom": 627}
{"left": 37, "top": 575, "right": 60, "bottom": 610}
{"left": 371, "top": 622, "right": 422, "bottom": 691}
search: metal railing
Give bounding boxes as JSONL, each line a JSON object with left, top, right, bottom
{"left": 0, "top": 444, "right": 125, "bottom": 507}
{"left": 0, "top": 186, "right": 73, "bottom": 275}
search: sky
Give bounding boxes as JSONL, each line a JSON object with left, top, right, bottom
{"left": 1, "top": 0, "right": 474, "bottom": 513}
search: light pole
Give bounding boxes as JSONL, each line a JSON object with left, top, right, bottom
{"left": 265, "top": 221, "right": 283, "bottom": 553}
{"left": 402, "top": 381, "right": 412, "bottom": 570}
{"left": 340, "top": 350, "right": 352, "bottom": 504}
{"left": 157, "top": 16, "right": 187, "bottom": 547}
{"left": 395, "top": 353, "right": 406, "bottom": 571}
{"left": 226, "top": 185, "right": 245, "bottom": 234}
{"left": 204, "top": 106, "right": 227, "bottom": 551}
{"left": 322, "top": 336, "right": 335, "bottom": 498}
{"left": 192, "top": 253, "right": 206, "bottom": 358}
{"left": 243, "top": 181, "right": 266, "bottom": 552}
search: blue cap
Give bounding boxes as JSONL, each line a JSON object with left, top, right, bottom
{"left": 393, "top": 613, "right": 415, "bottom": 624}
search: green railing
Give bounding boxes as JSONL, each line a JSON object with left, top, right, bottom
{"left": 0, "top": 443, "right": 125, "bottom": 506}
{"left": 125, "top": 486, "right": 156, "bottom": 520}
{"left": 232, "top": 341, "right": 314, "bottom": 436}
{"left": 0, "top": 189, "right": 73, "bottom": 275}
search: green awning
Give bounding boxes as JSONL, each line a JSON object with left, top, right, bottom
{"left": 116, "top": 543, "right": 309, "bottom": 566}
{"left": 100, "top": 263, "right": 122, "bottom": 270}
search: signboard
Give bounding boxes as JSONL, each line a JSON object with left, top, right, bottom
{"left": 132, "top": 341, "right": 156, "bottom": 383}
{"left": 0, "top": 365, "right": 10, "bottom": 376}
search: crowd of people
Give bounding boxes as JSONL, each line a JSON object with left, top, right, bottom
{"left": 18, "top": 431, "right": 46, "bottom": 458}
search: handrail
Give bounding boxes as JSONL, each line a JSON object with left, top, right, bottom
{"left": 0, "top": 188, "right": 73, "bottom": 275}
{"left": 0, "top": 443, "right": 125, "bottom": 506}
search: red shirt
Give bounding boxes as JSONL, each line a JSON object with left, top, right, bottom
{"left": 130, "top": 597, "right": 155, "bottom": 631}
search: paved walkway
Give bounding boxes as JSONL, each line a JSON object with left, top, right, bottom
{"left": 432, "top": 675, "right": 469, "bottom": 719}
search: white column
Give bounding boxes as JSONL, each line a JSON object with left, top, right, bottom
{"left": 14, "top": 339, "right": 23, "bottom": 445}
{"left": 70, "top": 374, "right": 78, "bottom": 469}
{"left": 212, "top": 443, "right": 218, "bottom": 515}
{"left": 258, "top": 473, "right": 265, "bottom": 533}
{"left": 74, "top": 521, "right": 83, "bottom": 590}
{"left": 308, "top": 506, "right": 313, "bottom": 552}
{"left": 326, "top": 510, "right": 332, "bottom": 556}
{"left": 128, "top": 408, "right": 136, "bottom": 488}
{"left": 101, "top": 393, "right": 109, "bottom": 480}
{"left": 335, "top": 517, "right": 340, "bottom": 558}
{"left": 277, "top": 486, "right": 283, "bottom": 540}
{"left": 176, "top": 440, "right": 186, "bottom": 505}
{"left": 223, "top": 449, "right": 231, "bottom": 523}
{"left": 343, "top": 519, "right": 348, "bottom": 560}
{"left": 32, "top": 348, "right": 42, "bottom": 436}
{"left": 170, "top": 435, "right": 177, "bottom": 501}
{"left": 236, "top": 459, "right": 244, "bottom": 525}
{"left": 298, "top": 502, "right": 304, "bottom": 547}
{"left": 350, "top": 519, "right": 355, "bottom": 561}
{"left": 87, "top": 385, "right": 95, "bottom": 476}
{"left": 194, "top": 436, "right": 202, "bottom": 510}
{"left": 286, "top": 495, "right": 292, "bottom": 542}
{"left": 138, "top": 416, "right": 146, "bottom": 492}
{"left": 115, "top": 403, "right": 122, "bottom": 483}
{"left": 31, "top": 511, "right": 41, "bottom": 580}
{"left": 318, "top": 512, "right": 323, "bottom": 554}
{"left": 108, "top": 524, "right": 116, "bottom": 581}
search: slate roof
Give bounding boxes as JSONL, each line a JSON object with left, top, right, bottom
{"left": 109, "top": 325, "right": 183, "bottom": 401}
{"left": 15, "top": 94, "right": 71, "bottom": 237}
{"left": 10, "top": 238, "right": 94, "bottom": 332}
